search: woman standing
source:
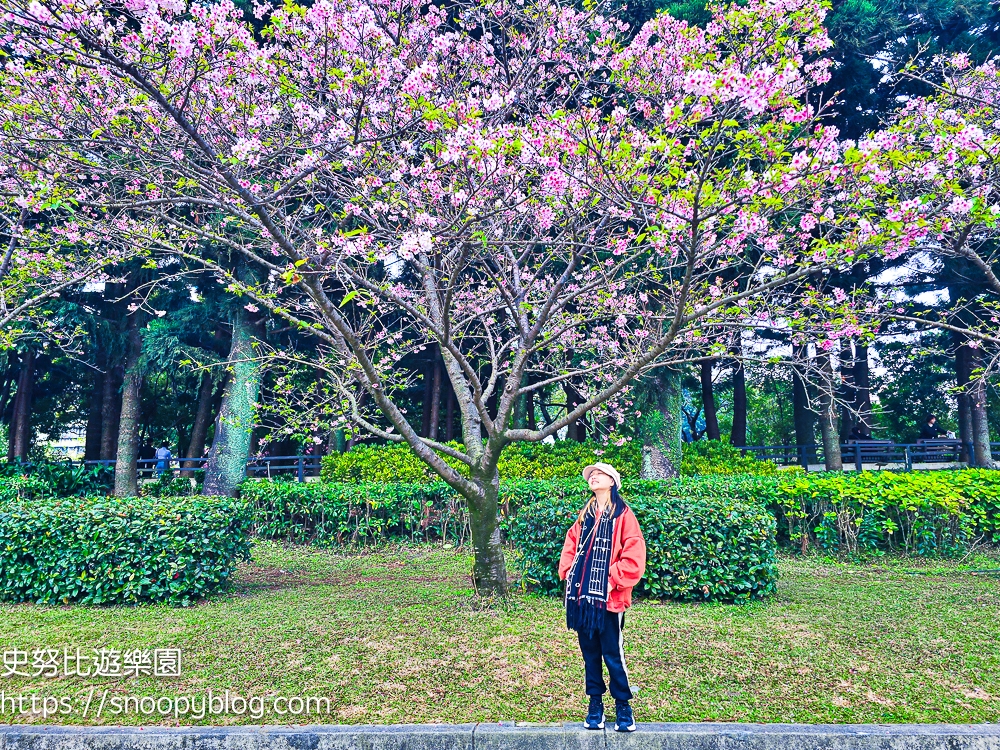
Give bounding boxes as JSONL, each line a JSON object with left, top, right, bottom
{"left": 559, "top": 462, "right": 646, "bottom": 732}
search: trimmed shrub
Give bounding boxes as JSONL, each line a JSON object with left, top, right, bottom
{"left": 0, "top": 460, "right": 113, "bottom": 497}
{"left": 770, "top": 469, "right": 1000, "bottom": 556}
{"left": 319, "top": 438, "right": 785, "bottom": 483}
{"left": 506, "top": 483, "right": 778, "bottom": 603}
{"left": 0, "top": 495, "right": 253, "bottom": 606}
{"left": 319, "top": 440, "right": 643, "bottom": 482}
{"left": 243, "top": 479, "right": 470, "bottom": 546}
{"left": 680, "top": 439, "right": 781, "bottom": 476}
{"left": 245, "top": 468, "right": 1000, "bottom": 567}
{"left": 0, "top": 474, "right": 51, "bottom": 502}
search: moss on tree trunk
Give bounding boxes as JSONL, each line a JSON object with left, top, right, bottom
{"left": 114, "top": 314, "right": 144, "bottom": 497}
{"left": 202, "top": 305, "right": 261, "bottom": 497}
{"left": 638, "top": 369, "right": 682, "bottom": 479}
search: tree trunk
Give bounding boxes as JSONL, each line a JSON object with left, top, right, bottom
{"left": 956, "top": 341, "right": 974, "bottom": 463}
{"left": 203, "top": 306, "right": 263, "bottom": 497}
{"left": 184, "top": 371, "right": 216, "bottom": 471}
{"left": 730, "top": 354, "right": 747, "bottom": 447}
{"left": 114, "top": 314, "right": 144, "bottom": 497}
{"left": 817, "top": 352, "right": 842, "bottom": 472}
{"left": 100, "top": 364, "right": 123, "bottom": 460}
{"left": 429, "top": 359, "right": 443, "bottom": 440}
{"left": 638, "top": 370, "right": 683, "bottom": 478}
{"left": 792, "top": 344, "right": 815, "bottom": 464}
{"left": 700, "top": 360, "right": 720, "bottom": 441}
{"left": 467, "top": 474, "right": 508, "bottom": 596}
{"left": 839, "top": 339, "right": 856, "bottom": 442}
{"left": 968, "top": 346, "right": 994, "bottom": 467}
{"left": 84, "top": 365, "right": 104, "bottom": 462}
{"left": 421, "top": 360, "right": 434, "bottom": 437}
{"left": 7, "top": 350, "right": 35, "bottom": 462}
{"left": 0, "top": 352, "right": 17, "bottom": 423}
{"left": 853, "top": 344, "right": 872, "bottom": 432}
{"left": 564, "top": 384, "right": 586, "bottom": 442}
{"left": 445, "top": 387, "right": 456, "bottom": 442}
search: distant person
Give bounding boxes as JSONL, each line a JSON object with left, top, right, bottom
{"left": 155, "top": 442, "right": 172, "bottom": 476}
{"left": 918, "top": 415, "right": 945, "bottom": 441}
{"left": 559, "top": 462, "right": 645, "bottom": 733}
{"left": 848, "top": 423, "right": 871, "bottom": 440}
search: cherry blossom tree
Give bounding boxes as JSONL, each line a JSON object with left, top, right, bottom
{"left": 852, "top": 55, "right": 1000, "bottom": 466}
{"left": 1, "top": 0, "right": 884, "bottom": 594}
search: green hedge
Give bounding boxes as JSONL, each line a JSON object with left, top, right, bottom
{"left": 246, "top": 468, "right": 1000, "bottom": 560}
{"left": 680, "top": 439, "right": 781, "bottom": 476}
{"left": 506, "top": 485, "right": 778, "bottom": 603}
{"left": 244, "top": 479, "right": 469, "bottom": 546}
{"left": 319, "top": 439, "right": 783, "bottom": 482}
{"left": 0, "top": 495, "right": 253, "bottom": 606}
{"left": 765, "top": 469, "right": 1000, "bottom": 556}
{"left": 319, "top": 440, "right": 645, "bottom": 482}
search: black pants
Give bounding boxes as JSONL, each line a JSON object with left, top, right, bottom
{"left": 577, "top": 609, "right": 633, "bottom": 701}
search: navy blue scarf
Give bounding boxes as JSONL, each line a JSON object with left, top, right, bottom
{"left": 565, "top": 489, "right": 625, "bottom": 638}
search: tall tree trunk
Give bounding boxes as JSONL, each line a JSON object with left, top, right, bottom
{"left": 730, "top": 349, "right": 747, "bottom": 447}
{"left": 203, "top": 306, "right": 263, "bottom": 497}
{"left": 817, "top": 352, "right": 842, "bottom": 471}
{"left": 839, "top": 339, "right": 856, "bottom": 441}
{"left": 7, "top": 350, "right": 35, "bottom": 462}
{"left": 700, "top": 360, "right": 720, "bottom": 441}
{"left": 84, "top": 365, "right": 104, "bottom": 462}
{"left": 956, "top": 341, "right": 974, "bottom": 463}
{"left": 421, "top": 360, "right": 434, "bottom": 437}
{"left": 428, "top": 358, "right": 443, "bottom": 440}
{"left": 0, "top": 351, "right": 17, "bottom": 422}
{"left": 792, "top": 343, "right": 815, "bottom": 464}
{"left": 445, "top": 387, "right": 456, "bottom": 442}
{"left": 184, "top": 371, "right": 216, "bottom": 470}
{"left": 512, "top": 375, "right": 530, "bottom": 430}
{"left": 968, "top": 346, "right": 994, "bottom": 467}
{"left": 853, "top": 343, "right": 872, "bottom": 432}
{"left": 114, "top": 314, "right": 144, "bottom": 497}
{"left": 564, "top": 384, "right": 586, "bottom": 441}
{"left": 639, "top": 370, "right": 683, "bottom": 478}
{"left": 100, "top": 364, "right": 123, "bottom": 460}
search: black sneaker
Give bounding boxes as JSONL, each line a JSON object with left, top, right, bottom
{"left": 584, "top": 696, "right": 605, "bottom": 730}
{"left": 614, "top": 699, "right": 636, "bottom": 732}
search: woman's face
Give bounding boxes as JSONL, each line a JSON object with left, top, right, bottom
{"left": 587, "top": 470, "right": 615, "bottom": 492}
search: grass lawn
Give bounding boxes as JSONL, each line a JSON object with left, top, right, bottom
{"left": 1, "top": 540, "right": 1000, "bottom": 725}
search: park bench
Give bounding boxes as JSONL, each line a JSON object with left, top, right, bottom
{"left": 913, "top": 439, "right": 962, "bottom": 463}
{"left": 843, "top": 439, "right": 896, "bottom": 469}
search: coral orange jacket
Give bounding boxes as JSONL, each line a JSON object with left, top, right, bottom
{"left": 558, "top": 505, "right": 647, "bottom": 612}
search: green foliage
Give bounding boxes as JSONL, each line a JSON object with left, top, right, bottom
{"left": 506, "top": 481, "right": 778, "bottom": 603}
{"left": 0, "top": 473, "right": 50, "bottom": 502}
{"left": 319, "top": 440, "right": 643, "bottom": 482}
{"left": 680, "top": 439, "right": 781, "bottom": 475}
{"left": 0, "top": 460, "right": 113, "bottom": 497}
{"left": 497, "top": 441, "right": 642, "bottom": 479}
{"left": 243, "top": 479, "right": 470, "bottom": 547}
{"left": 140, "top": 473, "right": 200, "bottom": 497}
{"left": 767, "top": 470, "right": 1000, "bottom": 557}
{"left": 0, "top": 494, "right": 253, "bottom": 606}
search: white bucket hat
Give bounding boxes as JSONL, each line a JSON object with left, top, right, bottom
{"left": 582, "top": 462, "right": 622, "bottom": 489}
